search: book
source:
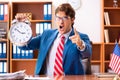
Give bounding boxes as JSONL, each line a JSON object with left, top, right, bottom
{"left": 104, "top": 12, "right": 110, "bottom": 25}
{"left": 0, "top": 4, "right": 4, "bottom": 20}
{"left": 106, "top": 12, "right": 110, "bottom": 25}
{"left": 47, "top": 4, "right": 52, "bottom": 20}
{"left": 104, "top": 29, "right": 110, "bottom": 43}
{"left": 43, "top": 4, "right": 48, "bottom": 20}
{"left": 104, "top": 12, "right": 107, "bottom": 25}
{"left": 4, "top": 4, "right": 8, "bottom": 21}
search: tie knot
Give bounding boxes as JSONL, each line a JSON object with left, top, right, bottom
{"left": 61, "top": 35, "right": 65, "bottom": 39}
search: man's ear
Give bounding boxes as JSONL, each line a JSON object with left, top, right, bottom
{"left": 71, "top": 17, "right": 75, "bottom": 23}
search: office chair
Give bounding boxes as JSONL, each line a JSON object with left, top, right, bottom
{"left": 82, "top": 41, "right": 92, "bottom": 75}
{"left": 82, "top": 57, "right": 92, "bottom": 74}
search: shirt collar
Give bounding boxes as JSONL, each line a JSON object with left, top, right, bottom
{"left": 57, "top": 28, "right": 72, "bottom": 39}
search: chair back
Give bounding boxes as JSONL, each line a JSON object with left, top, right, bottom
{"left": 82, "top": 41, "right": 92, "bottom": 74}
{"left": 82, "top": 58, "right": 92, "bottom": 74}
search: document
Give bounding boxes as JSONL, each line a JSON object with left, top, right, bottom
{"left": 24, "top": 76, "right": 52, "bottom": 80}
{"left": 0, "top": 70, "right": 25, "bottom": 79}
{"left": 94, "top": 73, "right": 117, "bottom": 78}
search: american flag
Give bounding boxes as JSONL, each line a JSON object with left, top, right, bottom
{"left": 109, "top": 43, "right": 120, "bottom": 75}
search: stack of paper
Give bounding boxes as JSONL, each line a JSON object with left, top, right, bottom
{"left": 24, "top": 76, "right": 52, "bottom": 80}
{"left": 94, "top": 73, "right": 117, "bottom": 78}
{"left": 0, "top": 70, "right": 25, "bottom": 79}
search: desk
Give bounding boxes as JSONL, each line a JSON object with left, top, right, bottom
{"left": 60, "top": 75, "right": 113, "bottom": 80}
{"left": 50, "top": 75, "right": 114, "bottom": 80}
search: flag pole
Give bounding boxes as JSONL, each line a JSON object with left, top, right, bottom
{"left": 119, "top": 38, "right": 120, "bottom": 44}
{"left": 115, "top": 39, "right": 117, "bottom": 44}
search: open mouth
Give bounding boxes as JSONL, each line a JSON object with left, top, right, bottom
{"left": 59, "top": 25, "right": 65, "bottom": 33}
{"left": 60, "top": 26, "right": 63, "bottom": 28}
{"left": 59, "top": 26, "right": 64, "bottom": 29}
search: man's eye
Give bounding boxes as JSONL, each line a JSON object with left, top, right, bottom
{"left": 63, "top": 17, "right": 68, "bottom": 20}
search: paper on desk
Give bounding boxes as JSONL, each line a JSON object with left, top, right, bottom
{"left": 94, "top": 73, "right": 117, "bottom": 78}
{"left": 0, "top": 70, "right": 26, "bottom": 79}
{"left": 24, "top": 76, "right": 52, "bottom": 80}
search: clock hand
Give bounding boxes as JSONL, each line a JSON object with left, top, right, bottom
{"left": 20, "top": 32, "right": 25, "bottom": 34}
{"left": 15, "top": 28, "right": 25, "bottom": 34}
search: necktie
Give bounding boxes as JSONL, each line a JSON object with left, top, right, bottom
{"left": 54, "top": 35, "right": 65, "bottom": 76}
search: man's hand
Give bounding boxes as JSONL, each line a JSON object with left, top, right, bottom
{"left": 15, "top": 13, "right": 28, "bottom": 22}
{"left": 69, "top": 28, "right": 84, "bottom": 49}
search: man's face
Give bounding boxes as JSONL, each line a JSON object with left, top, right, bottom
{"left": 55, "top": 11, "right": 74, "bottom": 35}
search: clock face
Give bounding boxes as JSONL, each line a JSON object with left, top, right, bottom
{"left": 9, "top": 22, "right": 32, "bottom": 46}
{"left": 68, "top": 0, "right": 81, "bottom": 10}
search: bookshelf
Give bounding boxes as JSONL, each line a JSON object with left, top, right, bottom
{"left": 91, "top": 43, "right": 103, "bottom": 73}
{"left": 10, "top": 2, "right": 52, "bottom": 75}
{"left": 0, "top": 2, "right": 10, "bottom": 73}
{"left": 103, "top": 0, "right": 120, "bottom": 73}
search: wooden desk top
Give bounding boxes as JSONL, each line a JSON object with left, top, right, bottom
{"left": 51, "top": 75, "right": 114, "bottom": 80}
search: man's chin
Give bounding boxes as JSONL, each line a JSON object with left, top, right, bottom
{"left": 58, "top": 30, "right": 65, "bottom": 35}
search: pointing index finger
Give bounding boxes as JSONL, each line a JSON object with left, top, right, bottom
{"left": 74, "top": 28, "right": 78, "bottom": 35}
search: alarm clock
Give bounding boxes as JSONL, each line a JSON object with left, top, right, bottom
{"left": 9, "top": 21, "right": 32, "bottom": 46}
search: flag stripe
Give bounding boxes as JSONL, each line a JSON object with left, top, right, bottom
{"left": 109, "top": 43, "right": 120, "bottom": 75}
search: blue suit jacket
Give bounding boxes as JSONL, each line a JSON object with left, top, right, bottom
{"left": 19, "top": 28, "right": 92, "bottom": 75}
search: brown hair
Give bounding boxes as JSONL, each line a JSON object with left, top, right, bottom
{"left": 55, "top": 3, "right": 75, "bottom": 19}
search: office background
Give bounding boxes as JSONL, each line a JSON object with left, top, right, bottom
{"left": 1, "top": 0, "right": 101, "bottom": 43}
{"left": 1, "top": 0, "right": 115, "bottom": 75}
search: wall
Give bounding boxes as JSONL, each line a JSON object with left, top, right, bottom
{"left": 0, "top": 0, "right": 102, "bottom": 42}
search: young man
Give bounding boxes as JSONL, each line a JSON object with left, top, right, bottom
{"left": 14, "top": 3, "right": 92, "bottom": 76}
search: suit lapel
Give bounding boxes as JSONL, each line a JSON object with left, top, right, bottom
{"left": 37, "top": 30, "right": 59, "bottom": 74}
{"left": 44, "top": 30, "right": 58, "bottom": 56}
{"left": 63, "top": 28, "right": 74, "bottom": 64}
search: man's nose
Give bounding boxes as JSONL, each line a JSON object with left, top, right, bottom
{"left": 59, "top": 18, "right": 64, "bottom": 23}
